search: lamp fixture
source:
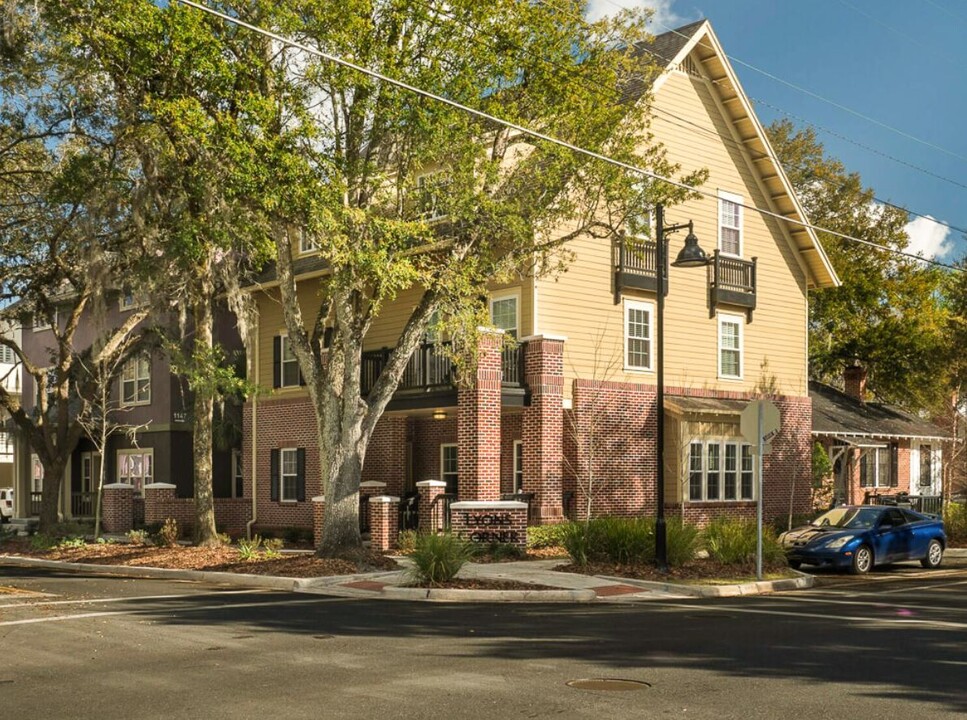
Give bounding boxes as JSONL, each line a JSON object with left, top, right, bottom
{"left": 432, "top": 409, "right": 447, "bottom": 421}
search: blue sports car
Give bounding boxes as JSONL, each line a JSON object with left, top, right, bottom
{"left": 779, "top": 505, "right": 946, "bottom": 574}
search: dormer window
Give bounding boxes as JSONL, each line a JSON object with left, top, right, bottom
{"left": 298, "top": 228, "right": 318, "bottom": 255}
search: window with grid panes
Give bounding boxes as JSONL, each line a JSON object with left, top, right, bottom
{"left": 625, "top": 300, "right": 652, "bottom": 370}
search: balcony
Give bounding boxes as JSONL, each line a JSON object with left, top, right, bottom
{"left": 613, "top": 234, "right": 666, "bottom": 303}
{"left": 361, "top": 341, "right": 526, "bottom": 409}
{"left": 709, "top": 251, "right": 756, "bottom": 320}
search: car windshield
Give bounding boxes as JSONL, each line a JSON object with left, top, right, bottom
{"left": 811, "top": 507, "right": 881, "bottom": 530}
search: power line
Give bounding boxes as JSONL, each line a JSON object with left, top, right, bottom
{"left": 645, "top": 16, "right": 967, "bottom": 166}
{"left": 171, "top": 0, "right": 963, "bottom": 272}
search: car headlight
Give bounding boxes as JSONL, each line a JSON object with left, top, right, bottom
{"left": 823, "top": 535, "right": 855, "bottom": 550}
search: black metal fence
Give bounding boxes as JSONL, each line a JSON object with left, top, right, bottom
{"left": 865, "top": 492, "right": 943, "bottom": 516}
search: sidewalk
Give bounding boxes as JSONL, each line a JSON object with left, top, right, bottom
{"left": 0, "top": 554, "right": 814, "bottom": 603}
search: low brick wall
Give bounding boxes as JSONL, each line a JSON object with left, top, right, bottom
{"left": 450, "top": 501, "right": 528, "bottom": 548}
{"left": 102, "top": 484, "right": 134, "bottom": 533}
{"left": 143, "top": 483, "right": 252, "bottom": 536}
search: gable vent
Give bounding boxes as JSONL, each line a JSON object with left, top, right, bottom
{"left": 675, "top": 55, "right": 701, "bottom": 78}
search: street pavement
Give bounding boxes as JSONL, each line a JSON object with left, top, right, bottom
{"left": 3, "top": 557, "right": 967, "bottom": 719}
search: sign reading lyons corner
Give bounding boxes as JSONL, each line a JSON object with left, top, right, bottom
{"left": 450, "top": 501, "right": 529, "bottom": 547}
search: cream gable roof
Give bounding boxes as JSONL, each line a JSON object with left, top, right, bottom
{"left": 650, "top": 21, "right": 840, "bottom": 290}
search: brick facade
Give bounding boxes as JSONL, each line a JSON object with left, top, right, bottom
{"left": 457, "top": 331, "right": 503, "bottom": 502}
{"left": 143, "top": 483, "right": 251, "bottom": 536}
{"left": 102, "top": 483, "right": 133, "bottom": 533}
{"left": 521, "top": 336, "right": 565, "bottom": 522}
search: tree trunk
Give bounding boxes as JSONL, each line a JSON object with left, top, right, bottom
{"left": 192, "top": 270, "right": 219, "bottom": 546}
{"left": 38, "top": 458, "right": 65, "bottom": 533}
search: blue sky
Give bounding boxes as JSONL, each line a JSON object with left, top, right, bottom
{"left": 590, "top": 0, "right": 967, "bottom": 261}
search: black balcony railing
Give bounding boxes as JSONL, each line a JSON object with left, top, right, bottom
{"left": 709, "top": 250, "right": 756, "bottom": 319}
{"left": 866, "top": 492, "right": 943, "bottom": 516}
{"left": 613, "top": 235, "right": 667, "bottom": 302}
{"left": 361, "top": 339, "right": 526, "bottom": 395}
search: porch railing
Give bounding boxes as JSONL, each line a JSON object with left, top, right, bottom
{"left": 501, "top": 345, "right": 525, "bottom": 387}
{"left": 71, "top": 491, "right": 97, "bottom": 518}
{"left": 30, "top": 491, "right": 42, "bottom": 516}
{"left": 709, "top": 251, "right": 756, "bottom": 318}
{"left": 613, "top": 235, "right": 665, "bottom": 300}
{"left": 865, "top": 492, "right": 943, "bottom": 516}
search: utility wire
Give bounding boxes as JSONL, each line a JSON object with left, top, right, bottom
{"left": 171, "top": 0, "right": 963, "bottom": 272}
{"left": 644, "top": 15, "right": 967, "bottom": 166}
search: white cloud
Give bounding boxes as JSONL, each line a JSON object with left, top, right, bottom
{"left": 904, "top": 215, "right": 954, "bottom": 260}
{"left": 585, "top": 0, "right": 689, "bottom": 29}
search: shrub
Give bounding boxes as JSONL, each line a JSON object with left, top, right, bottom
{"left": 944, "top": 503, "right": 967, "bottom": 544}
{"left": 57, "top": 536, "right": 86, "bottom": 549}
{"left": 703, "top": 518, "right": 785, "bottom": 565}
{"left": 482, "top": 542, "right": 525, "bottom": 561}
{"left": 526, "top": 524, "right": 568, "bottom": 549}
{"left": 560, "top": 521, "right": 595, "bottom": 566}
{"left": 156, "top": 518, "right": 179, "bottom": 548}
{"left": 664, "top": 518, "right": 701, "bottom": 567}
{"left": 396, "top": 529, "right": 418, "bottom": 555}
{"left": 216, "top": 532, "right": 233, "bottom": 546}
{"left": 30, "top": 533, "right": 56, "bottom": 551}
{"left": 237, "top": 535, "right": 262, "bottom": 560}
{"left": 263, "top": 537, "right": 284, "bottom": 558}
{"left": 127, "top": 529, "right": 149, "bottom": 546}
{"left": 597, "top": 517, "right": 655, "bottom": 565}
{"left": 283, "top": 526, "right": 313, "bottom": 545}
{"left": 408, "top": 532, "right": 473, "bottom": 586}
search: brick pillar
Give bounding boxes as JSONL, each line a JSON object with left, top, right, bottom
{"left": 312, "top": 495, "right": 326, "bottom": 548}
{"left": 359, "top": 481, "right": 387, "bottom": 533}
{"left": 143, "top": 483, "right": 177, "bottom": 526}
{"left": 102, "top": 483, "right": 134, "bottom": 533}
{"left": 417, "top": 480, "right": 447, "bottom": 533}
{"left": 521, "top": 335, "right": 566, "bottom": 523}
{"left": 369, "top": 496, "right": 400, "bottom": 552}
{"left": 457, "top": 329, "right": 503, "bottom": 502}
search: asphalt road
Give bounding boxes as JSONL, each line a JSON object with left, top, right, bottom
{"left": 2, "top": 562, "right": 967, "bottom": 720}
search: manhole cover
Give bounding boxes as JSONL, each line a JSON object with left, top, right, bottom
{"left": 313, "top": 635, "right": 335, "bottom": 640}
{"left": 566, "top": 678, "right": 651, "bottom": 692}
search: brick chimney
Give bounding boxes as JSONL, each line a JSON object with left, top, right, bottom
{"left": 843, "top": 363, "right": 867, "bottom": 404}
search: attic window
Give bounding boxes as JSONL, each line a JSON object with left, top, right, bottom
{"left": 676, "top": 56, "right": 701, "bottom": 77}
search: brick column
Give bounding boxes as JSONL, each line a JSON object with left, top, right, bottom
{"left": 102, "top": 483, "right": 134, "bottom": 534}
{"left": 369, "top": 496, "right": 400, "bottom": 552}
{"left": 521, "top": 335, "right": 566, "bottom": 523}
{"left": 417, "top": 479, "right": 447, "bottom": 533}
{"left": 359, "top": 480, "right": 387, "bottom": 533}
{"left": 143, "top": 483, "right": 178, "bottom": 526}
{"left": 457, "top": 329, "right": 503, "bottom": 502}
{"left": 312, "top": 495, "right": 326, "bottom": 549}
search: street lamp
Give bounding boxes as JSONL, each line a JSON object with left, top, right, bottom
{"left": 654, "top": 203, "right": 709, "bottom": 571}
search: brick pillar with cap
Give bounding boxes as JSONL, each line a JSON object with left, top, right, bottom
{"left": 457, "top": 329, "right": 503, "bottom": 502}
{"left": 521, "top": 335, "right": 566, "bottom": 523}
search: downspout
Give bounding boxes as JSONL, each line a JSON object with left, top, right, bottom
{"left": 246, "top": 313, "right": 259, "bottom": 540}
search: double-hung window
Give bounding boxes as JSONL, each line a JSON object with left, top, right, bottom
{"left": 441, "top": 444, "right": 458, "bottom": 494}
{"left": 718, "top": 190, "right": 742, "bottom": 256}
{"left": 688, "top": 439, "right": 755, "bottom": 502}
{"left": 624, "top": 299, "right": 653, "bottom": 371}
{"left": 513, "top": 440, "right": 524, "bottom": 492}
{"left": 117, "top": 449, "right": 153, "bottom": 496}
{"left": 718, "top": 314, "right": 743, "bottom": 379}
{"left": 273, "top": 335, "right": 302, "bottom": 388}
{"left": 121, "top": 355, "right": 151, "bottom": 405}
{"left": 489, "top": 293, "right": 519, "bottom": 340}
{"left": 270, "top": 447, "right": 305, "bottom": 502}
{"left": 859, "top": 445, "right": 896, "bottom": 489}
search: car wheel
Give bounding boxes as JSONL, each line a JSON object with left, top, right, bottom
{"left": 788, "top": 560, "right": 801, "bottom": 570}
{"left": 920, "top": 539, "right": 943, "bottom": 569}
{"left": 850, "top": 545, "right": 873, "bottom": 575}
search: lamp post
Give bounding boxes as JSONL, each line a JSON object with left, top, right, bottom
{"left": 654, "top": 203, "right": 709, "bottom": 572}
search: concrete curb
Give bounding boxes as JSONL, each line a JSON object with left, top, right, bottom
{"left": 379, "top": 586, "right": 597, "bottom": 603}
{"left": 594, "top": 570, "right": 815, "bottom": 597}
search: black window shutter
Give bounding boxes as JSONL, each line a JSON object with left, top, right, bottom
{"left": 890, "top": 444, "right": 899, "bottom": 487}
{"left": 859, "top": 453, "right": 870, "bottom": 488}
{"left": 270, "top": 449, "right": 280, "bottom": 501}
{"left": 296, "top": 448, "right": 306, "bottom": 501}
{"left": 272, "top": 337, "right": 282, "bottom": 388}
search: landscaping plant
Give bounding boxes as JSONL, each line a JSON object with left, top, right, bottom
{"left": 703, "top": 518, "right": 785, "bottom": 565}
{"left": 237, "top": 535, "right": 262, "bottom": 561}
{"left": 157, "top": 518, "right": 179, "bottom": 548}
{"left": 407, "top": 532, "right": 474, "bottom": 586}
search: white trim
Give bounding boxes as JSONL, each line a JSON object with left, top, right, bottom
{"left": 512, "top": 440, "right": 524, "bottom": 493}
{"left": 279, "top": 447, "right": 300, "bottom": 503}
{"left": 416, "top": 479, "right": 448, "bottom": 488}
{"left": 120, "top": 354, "right": 151, "bottom": 406}
{"left": 812, "top": 431, "right": 951, "bottom": 441}
{"left": 440, "top": 443, "right": 458, "bottom": 492}
{"left": 144, "top": 482, "right": 177, "bottom": 490}
{"left": 623, "top": 298, "right": 654, "bottom": 373}
{"left": 277, "top": 332, "right": 301, "bottom": 388}
{"left": 519, "top": 334, "right": 567, "bottom": 343}
{"left": 717, "top": 313, "right": 744, "bottom": 380}
{"left": 686, "top": 438, "right": 755, "bottom": 502}
{"left": 116, "top": 448, "right": 154, "bottom": 496}
{"left": 717, "top": 190, "right": 743, "bottom": 257}
{"left": 368, "top": 495, "right": 401, "bottom": 504}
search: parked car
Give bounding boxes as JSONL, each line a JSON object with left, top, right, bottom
{"left": 0, "top": 488, "right": 13, "bottom": 522}
{"left": 779, "top": 505, "right": 946, "bottom": 574}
